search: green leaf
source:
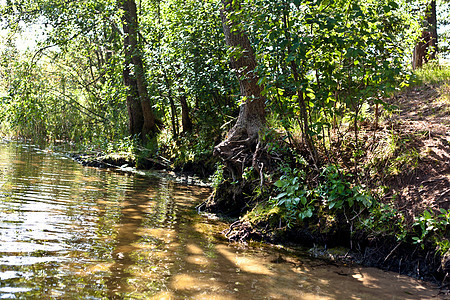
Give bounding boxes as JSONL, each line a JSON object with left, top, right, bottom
{"left": 274, "top": 180, "right": 285, "bottom": 188}
{"left": 275, "top": 192, "right": 287, "bottom": 200}
{"left": 301, "top": 196, "right": 307, "bottom": 205}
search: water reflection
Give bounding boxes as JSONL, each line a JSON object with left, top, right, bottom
{"left": 0, "top": 141, "right": 444, "bottom": 299}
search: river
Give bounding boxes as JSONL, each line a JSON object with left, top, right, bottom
{"left": 0, "top": 141, "right": 444, "bottom": 299}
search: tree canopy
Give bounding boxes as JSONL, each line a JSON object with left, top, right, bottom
{"left": 1, "top": 0, "right": 450, "bottom": 277}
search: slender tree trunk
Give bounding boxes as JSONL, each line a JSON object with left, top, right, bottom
{"left": 281, "top": 7, "right": 317, "bottom": 164}
{"left": 169, "top": 95, "right": 178, "bottom": 138}
{"left": 122, "top": 0, "right": 157, "bottom": 142}
{"left": 413, "top": 0, "right": 438, "bottom": 69}
{"left": 163, "top": 73, "right": 179, "bottom": 138}
{"left": 179, "top": 95, "right": 193, "bottom": 133}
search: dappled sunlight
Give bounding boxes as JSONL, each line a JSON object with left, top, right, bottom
{"left": 215, "top": 244, "right": 274, "bottom": 276}
{"left": 186, "top": 243, "right": 205, "bottom": 255}
{"left": 190, "top": 294, "right": 236, "bottom": 300}
{"left": 351, "top": 271, "right": 382, "bottom": 289}
{"left": 266, "top": 291, "right": 334, "bottom": 300}
{"left": 0, "top": 142, "right": 444, "bottom": 299}
{"left": 149, "top": 291, "right": 175, "bottom": 299}
{"left": 83, "top": 185, "right": 104, "bottom": 191}
{"left": 350, "top": 267, "right": 437, "bottom": 296}
{"left": 185, "top": 255, "right": 211, "bottom": 267}
{"left": 171, "top": 274, "right": 226, "bottom": 292}
{"left": 86, "top": 262, "right": 114, "bottom": 273}
{"left": 137, "top": 228, "right": 176, "bottom": 242}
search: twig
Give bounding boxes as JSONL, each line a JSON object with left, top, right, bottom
{"left": 437, "top": 188, "right": 450, "bottom": 201}
{"left": 384, "top": 242, "right": 401, "bottom": 262}
{"left": 49, "top": 90, "right": 110, "bottom": 123}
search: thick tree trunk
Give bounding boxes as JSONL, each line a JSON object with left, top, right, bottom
{"left": 413, "top": 0, "right": 438, "bottom": 69}
{"left": 122, "top": 0, "right": 157, "bottom": 142}
{"left": 123, "top": 25, "right": 144, "bottom": 136}
{"left": 200, "top": 0, "right": 268, "bottom": 214}
{"left": 214, "top": 0, "right": 265, "bottom": 180}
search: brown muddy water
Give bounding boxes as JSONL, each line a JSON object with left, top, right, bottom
{"left": 0, "top": 141, "right": 445, "bottom": 299}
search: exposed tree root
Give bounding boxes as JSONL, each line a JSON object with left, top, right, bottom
{"left": 223, "top": 220, "right": 254, "bottom": 243}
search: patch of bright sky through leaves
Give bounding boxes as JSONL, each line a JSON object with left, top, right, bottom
{"left": 0, "top": 0, "right": 448, "bottom": 60}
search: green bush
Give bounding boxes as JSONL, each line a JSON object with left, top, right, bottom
{"left": 270, "top": 164, "right": 373, "bottom": 228}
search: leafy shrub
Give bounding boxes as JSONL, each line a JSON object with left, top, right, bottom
{"left": 270, "top": 164, "right": 373, "bottom": 228}
{"left": 413, "top": 209, "right": 450, "bottom": 254}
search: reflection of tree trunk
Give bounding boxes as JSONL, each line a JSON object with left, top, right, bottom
{"left": 105, "top": 181, "right": 151, "bottom": 299}
{"left": 122, "top": 0, "right": 157, "bottom": 142}
{"left": 412, "top": 0, "right": 438, "bottom": 69}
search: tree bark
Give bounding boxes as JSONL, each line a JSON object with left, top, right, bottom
{"left": 122, "top": 0, "right": 157, "bottom": 142}
{"left": 122, "top": 24, "right": 144, "bottom": 136}
{"left": 163, "top": 73, "right": 179, "bottom": 138}
{"left": 215, "top": 0, "right": 266, "bottom": 180}
{"left": 412, "top": 0, "right": 438, "bottom": 69}
{"left": 200, "top": 0, "right": 268, "bottom": 214}
{"left": 179, "top": 94, "right": 193, "bottom": 133}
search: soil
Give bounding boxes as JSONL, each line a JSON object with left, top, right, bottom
{"left": 327, "top": 83, "right": 449, "bottom": 288}
{"left": 208, "top": 81, "right": 450, "bottom": 292}
{"left": 386, "top": 84, "right": 450, "bottom": 214}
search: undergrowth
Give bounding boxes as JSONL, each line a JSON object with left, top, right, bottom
{"left": 411, "top": 63, "right": 450, "bottom": 86}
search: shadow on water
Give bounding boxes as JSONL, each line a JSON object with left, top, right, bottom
{"left": 147, "top": 185, "right": 443, "bottom": 300}
{"left": 0, "top": 141, "right": 444, "bottom": 299}
{"left": 104, "top": 176, "right": 172, "bottom": 299}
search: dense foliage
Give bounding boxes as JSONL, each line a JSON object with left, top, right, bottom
{"left": 0, "top": 0, "right": 449, "bottom": 262}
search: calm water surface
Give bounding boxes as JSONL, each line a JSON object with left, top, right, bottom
{"left": 0, "top": 141, "right": 444, "bottom": 299}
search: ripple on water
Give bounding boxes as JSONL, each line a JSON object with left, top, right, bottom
{"left": 0, "top": 142, "right": 443, "bottom": 300}
{"left": 0, "top": 256, "right": 64, "bottom": 266}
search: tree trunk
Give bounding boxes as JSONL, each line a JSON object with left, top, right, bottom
{"left": 163, "top": 73, "right": 179, "bottom": 138}
{"left": 122, "top": 0, "right": 157, "bottom": 142}
{"left": 214, "top": 0, "right": 265, "bottom": 179}
{"left": 412, "top": 0, "right": 438, "bottom": 69}
{"left": 282, "top": 9, "right": 317, "bottom": 164}
{"left": 201, "top": 0, "right": 268, "bottom": 214}
{"left": 123, "top": 36, "right": 144, "bottom": 136}
{"left": 179, "top": 95, "right": 193, "bottom": 133}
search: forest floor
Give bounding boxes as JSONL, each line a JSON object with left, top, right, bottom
{"left": 384, "top": 83, "right": 450, "bottom": 220}
{"left": 343, "top": 81, "right": 450, "bottom": 288}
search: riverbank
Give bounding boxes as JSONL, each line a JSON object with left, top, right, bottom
{"left": 69, "top": 152, "right": 211, "bottom": 187}
{"left": 213, "top": 80, "right": 450, "bottom": 291}
{"left": 61, "top": 77, "right": 450, "bottom": 293}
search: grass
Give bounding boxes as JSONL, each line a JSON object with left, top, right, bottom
{"left": 412, "top": 63, "right": 450, "bottom": 86}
